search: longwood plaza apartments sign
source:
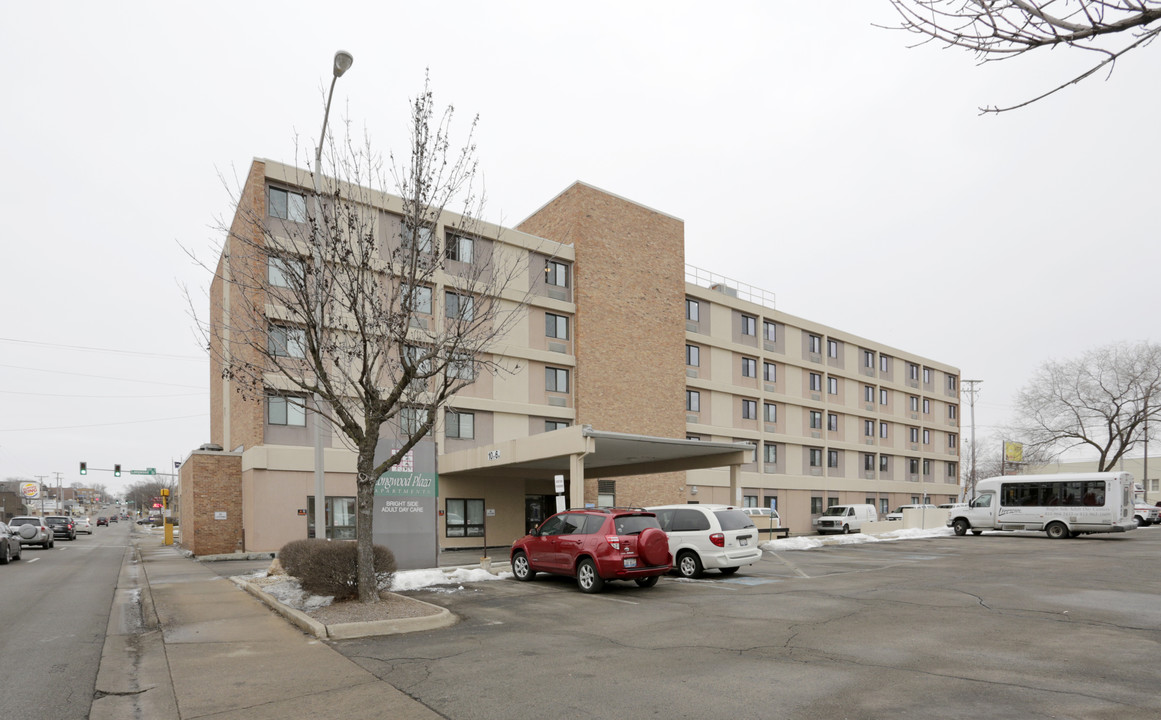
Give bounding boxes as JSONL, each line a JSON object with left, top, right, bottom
{"left": 372, "top": 438, "right": 437, "bottom": 570}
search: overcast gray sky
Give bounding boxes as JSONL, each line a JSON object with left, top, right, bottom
{"left": 2, "top": 1, "right": 1158, "bottom": 497}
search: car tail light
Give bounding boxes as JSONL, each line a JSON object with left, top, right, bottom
{"left": 605, "top": 535, "right": 622, "bottom": 550}
{"left": 710, "top": 533, "right": 725, "bottom": 547}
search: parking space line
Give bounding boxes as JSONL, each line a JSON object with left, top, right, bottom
{"left": 767, "top": 551, "right": 811, "bottom": 578}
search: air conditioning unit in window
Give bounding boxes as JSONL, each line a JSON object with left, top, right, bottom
{"left": 710, "top": 283, "right": 737, "bottom": 298}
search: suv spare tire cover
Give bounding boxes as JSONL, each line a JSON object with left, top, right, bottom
{"left": 638, "top": 527, "right": 670, "bottom": 567}
{"left": 18, "top": 524, "right": 39, "bottom": 540}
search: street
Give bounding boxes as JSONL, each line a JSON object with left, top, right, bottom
{"left": 0, "top": 518, "right": 130, "bottom": 720}
{"left": 335, "top": 527, "right": 1161, "bottom": 720}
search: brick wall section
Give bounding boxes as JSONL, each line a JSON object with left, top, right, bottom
{"left": 519, "top": 183, "right": 687, "bottom": 506}
{"left": 179, "top": 450, "right": 243, "bottom": 556}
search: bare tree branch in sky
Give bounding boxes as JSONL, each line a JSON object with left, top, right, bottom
{"left": 884, "top": 1, "right": 1161, "bottom": 112}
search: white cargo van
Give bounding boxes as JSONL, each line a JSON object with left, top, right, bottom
{"left": 948, "top": 472, "right": 1137, "bottom": 539}
{"left": 813, "top": 504, "right": 877, "bottom": 535}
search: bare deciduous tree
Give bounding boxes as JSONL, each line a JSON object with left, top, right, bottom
{"left": 885, "top": 1, "right": 1161, "bottom": 112}
{"left": 195, "top": 77, "right": 530, "bottom": 603}
{"left": 1011, "top": 342, "right": 1161, "bottom": 471}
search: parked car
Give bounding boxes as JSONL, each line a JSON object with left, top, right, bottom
{"left": 510, "top": 507, "right": 672, "bottom": 593}
{"left": 1131, "top": 503, "right": 1160, "bottom": 527}
{"left": 813, "top": 504, "right": 878, "bottom": 534}
{"left": 1, "top": 521, "right": 24, "bottom": 564}
{"left": 74, "top": 517, "right": 93, "bottom": 534}
{"left": 96, "top": 516, "right": 109, "bottom": 527}
{"left": 886, "top": 504, "right": 937, "bottom": 521}
{"left": 45, "top": 515, "right": 77, "bottom": 540}
{"left": 741, "top": 507, "right": 781, "bottom": 527}
{"left": 647, "top": 504, "right": 763, "bottom": 578}
{"left": 8, "top": 516, "right": 55, "bottom": 548}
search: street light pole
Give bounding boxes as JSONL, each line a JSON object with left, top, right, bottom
{"left": 311, "top": 50, "right": 354, "bottom": 540}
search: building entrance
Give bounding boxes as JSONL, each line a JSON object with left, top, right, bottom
{"left": 524, "top": 494, "right": 557, "bottom": 534}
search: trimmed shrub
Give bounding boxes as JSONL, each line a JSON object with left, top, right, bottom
{"left": 275, "top": 539, "right": 396, "bottom": 601}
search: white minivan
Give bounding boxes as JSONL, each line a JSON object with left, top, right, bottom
{"left": 646, "top": 504, "right": 763, "bottom": 578}
{"left": 813, "top": 504, "right": 877, "bottom": 535}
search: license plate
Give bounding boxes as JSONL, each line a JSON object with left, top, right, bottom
{"left": 623, "top": 557, "right": 637, "bottom": 568}
{"left": 739, "top": 537, "right": 748, "bottom": 546}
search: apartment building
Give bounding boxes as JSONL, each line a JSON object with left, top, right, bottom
{"left": 186, "top": 159, "right": 959, "bottom": 556}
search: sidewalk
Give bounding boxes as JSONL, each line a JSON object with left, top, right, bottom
{"left": 91, "top": 534, "right": 458, "bottom": 720}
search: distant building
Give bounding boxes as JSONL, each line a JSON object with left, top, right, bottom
{"left": 183, "top": 159, "right": 960, "bottom": 555}
{"left": 1027, "top": 457, "right": 1160, "bottom": 503}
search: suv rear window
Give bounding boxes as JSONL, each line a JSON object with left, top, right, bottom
{"left": 714, "top": 509, "right": 755, "bottom": 531}
{"left": 611, "top": 514, "right": 661, "bottom": 534}
{"left": 10, "top": 517, "right": 37, "bottom": 526}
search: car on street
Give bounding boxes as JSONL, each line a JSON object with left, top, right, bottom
{"left": 886, "top": 504, "right": 937, "bottom": 521}
{"left": 45, "top": 515, "right": 77, "bottom": 541}
{"left": 1, "top": 521, "right": 24, "bottom": 564}
{"left": 510, "top": 507, "right": 672, "bottom": 593}
{"left": 74, "top": 517, "right": 94, "bottom": 534}
{"left": 8, "top": 516, "right": 55, "bottom": 548}
{"left": 108, "top": 515, "right": 119, "bottom": 523}
{"left": 814, "top": 504, "right": 879, "bottom": 534}
{"left": 96, "top": 516, "right": 109, "bottom": 527}
{"left": 1132, "top": 503, "right": 1159, "bottom": 527}
{"left": 647, "top": 504, "right": 763, "bottom": 578}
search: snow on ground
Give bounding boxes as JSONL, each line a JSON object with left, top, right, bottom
{"left": 760, "top": 526, "right": 953, "bottom": 552}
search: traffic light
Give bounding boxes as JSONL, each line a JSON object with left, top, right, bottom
{"left": 114, "top": 463, "right": 122, "bottom": 477}
{"left": 80, "top": 461, "right": 87, "bottom": 475}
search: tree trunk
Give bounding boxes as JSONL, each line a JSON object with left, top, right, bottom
{"left": 355, "top": 439, "right": 379, "bottom": 603}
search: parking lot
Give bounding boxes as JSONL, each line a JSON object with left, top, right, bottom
{"left": 334, "top": 528, "right": 1161, "bottom": 720}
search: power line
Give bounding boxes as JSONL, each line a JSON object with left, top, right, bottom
{"left": 0, "top": 337, "right": 205, "bottom": 361}
{"left": 0, "top": 413, "right": 207, "bottom": 433}
{"left": 0, "top": 389, "right": 207, "bottom": 399}
{"left": 0, "top": 363, "right": 204, "bottom": 389}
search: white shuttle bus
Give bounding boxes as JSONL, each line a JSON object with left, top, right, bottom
{"left": 948, "top": 472, "right": 1137, "bottom": 539}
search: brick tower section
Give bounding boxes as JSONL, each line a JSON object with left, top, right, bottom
{"left": 519, "top": 183, "right": 687, "bottom": 506}
{"left": 178, "top": 450, "right": 244, "bottom": 556}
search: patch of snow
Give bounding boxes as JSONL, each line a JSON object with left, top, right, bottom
{"left": 390, "top": 567, "right": 512, "bottom": 592}
{"left": 761, "top": 526, "right": 952, "bottom": 552}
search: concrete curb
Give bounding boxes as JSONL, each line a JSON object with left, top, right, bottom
{"left": 234, "top": 578, "right": 457, "bottom": 640}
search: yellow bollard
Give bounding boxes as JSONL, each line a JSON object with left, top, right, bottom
{"left": 164, "top": 519, "right": 174, "bottom": 546}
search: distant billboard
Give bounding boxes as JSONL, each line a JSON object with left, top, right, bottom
{"left": 19, "top": 482, "right": 40, "bottom": 499}
{"left": 1004, "top": 441, "right": 1024, "bottom": 463}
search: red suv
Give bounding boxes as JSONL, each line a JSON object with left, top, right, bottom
{"left": 510, "top": 508, "right": 672, "bottom": 593}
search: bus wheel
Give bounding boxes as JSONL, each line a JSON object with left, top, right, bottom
{"left": 952, "top": 519, "right": 969, "bottom": 536}
{"left": 1045, "top": 522, "right": 1069, "bottom": 540}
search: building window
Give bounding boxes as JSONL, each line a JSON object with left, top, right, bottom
{"left": 880, "top": 422, "right": 889, "bottom": 439}
{"left": 910, "top": 427, "right": 920, "bottom": 443}
{"left": 267, "top": 395, "right": 306, "bottom": 426}
{"left": 686, "top": 390, "right": 700, "bottom": 412}
{"left": 949, "top": 404, "right": 958, "bottom": 420}
{"left": 810, "top": 411, "right": 823, "bottom": 430}
{"left": 742, "top": 399, "right": 757, "bottom": 420}
{"left": 268, "top": 256, "right": 303, "bottom": 288}
{"left": 742, "top": 357, "right": 757, "bottom": 377}
{"left": 403, "top": 284, "right": 433, "bottom": 315}
{"left": 808, "top": 334, "right": 822, "bottom": 354}
{"left": 809, "top": 449, "right": 823, "bottom": 467}
{"left": 947, "top": 462, "right": 957, "bottom": 477}
{"left": 401, "top": 407, "right": 430, "bottom": 435}
{"left": 879, "top": 388, "right": 888, "bottom": 405}
{"left": 864, "top": 419, "right": 874, "bottom": 437}
{"left": 947, "top": 375, "right": 958, "bottom": 391}
{"left": 446, "top": 498, "right": 485, "bottom": 537}
{"left": 686, "top": 298, "right": 700, "bottom": 322}
{"left": 741, "top": 315, "right": 756, "bottom": 336}
{"left": 828, "top": 450, "right": 839, "bottom": 468}
{"left": 446, "top": 411, "right": 474, "bottom": 439}
{"left": 909, "top": 458, "right": 920, "bottom": 474}
{"left": 864, "top": 350, "right": 875, "bottom": 368}
{"left": 446, "top": 233, "right": 474, "bottom": 262}
{"left": 448, "top": 353, "right": 475, "bottom": 382}
{"left": 880, "top": 455, "right": 889, "bottom": 472}
{"left": 764, "top": 362, "right": 777, "bottom": 382}
{"left": 686, "top": 344, "right": 700, "bottom": 366}
{"left": 864, "top": 453, "right": 875, "bottom": 471}
{"left": 445, "top": 292, "right": 474, "bottom": 320}
{"left": 764, "top": 321, "right": 777, "bottom": 342}
{"left": 827, "top": 376, "right": 838, "bottom": 395}
{"left": 923, "top": 367, "right": 931, "bottom": 384}
{"left": 864, "top": 385, "right": 874, "bottom": 403}
{"left": 545, "top": 260, "right": 569, "bottom": 288}
{"left": 546, "top": 313, "right": 569, "bottom": 339}
{"left": 880, "top": 355, "right": 891, "bottom": 372}
{"left": 546, "top": 420, "right": 568, "bottom": 432}
{"left": 827, "top": 339, "right": 839, "bottom": 358}
{"left": 810, "top": 373, "right": 822, "bottom": 392}
{"left": 923, "top": 429, "right": 931, "bottom": 444}
{"left": 764, "top": 403, "right": 777, "bottom": 423}
{"left": 268, "top": 187, "right": 307, "bottom": 222}
{"left": 923, "top": 459, "right": 931, "bottom": 475}
{"left": 827, "top": 413, "right": 838, "bottom": 432}
{"left": 307, "top": 496, "right": 355, "bottom": 540}
{"left": 910, "top": 396, "right": 919, "bottom": 412}
{"left": 764, "top": 444, "right": 778, "bottom": 464}
{"left": 923, "top": 398, "right": 931, "bottom": 414}
{"left": 742, "top": 495, "right": 758, "bottom": 508}
{"left": 546, "top": 367, "right": 569, "bottom": 393}
{"left": 948, "top": 433, "right": 958, "bottom": 448}
{"left": 402, "top": 222, "right": 434, "bottom": 254}
{"left": 268, "top": 325, "right": 305, "bottom": 358}
{"left": 908, "top": 363, "right": 919, "bottom": 380}
{"left": 811, "top": 497, "right": 824, "bottom": 514}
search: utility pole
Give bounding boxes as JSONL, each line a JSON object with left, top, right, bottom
{"left": 963, "top": 380, "right": 982, "bottom": 501}
{"left": 35, "top": 474, "right": 48, "bottom": 515}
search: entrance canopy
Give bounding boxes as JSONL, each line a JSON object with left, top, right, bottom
{"left": 439, "top": 425, "right": 750, "bottom": 506}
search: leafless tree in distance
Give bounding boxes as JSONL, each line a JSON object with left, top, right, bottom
{"left": 1011, "top": 342, "right": 1161, "bottom": 472}
{"left": 884, "top": 1, "right": 1161, "bottom": 113}
{"left": 193, "top": 76, "right": 531, "bottom": 602}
